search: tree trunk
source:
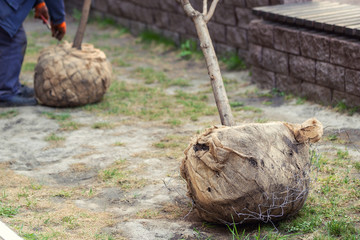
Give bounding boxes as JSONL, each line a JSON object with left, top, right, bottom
{"left": 72, "top": 0, "right": 92, "bottom": 50}
{"left": 180, "top": 0, "right": 235, "bottom": 126}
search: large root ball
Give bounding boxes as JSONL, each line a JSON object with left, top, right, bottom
{"left": 180, "top": 118, "right": 323, "bottom": 224}
{"left": 34, "top": 41, "right": 112, "bottom": 107}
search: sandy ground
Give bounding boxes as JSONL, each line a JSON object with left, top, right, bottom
{"left": 0, "top": 16, "right": 359, "bottom": 239}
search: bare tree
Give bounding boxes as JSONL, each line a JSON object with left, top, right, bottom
{"left": 179, "top": 0, "right": 235, "bottom": 126}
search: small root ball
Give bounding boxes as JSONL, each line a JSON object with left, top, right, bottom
{"left": 180, "top": 118, "right": 323, "bottom": 224}
{"left": 34, "top": 41, "right": 112, "bottom": 107}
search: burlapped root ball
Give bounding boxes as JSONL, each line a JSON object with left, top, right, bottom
{"left": 34, "top": 41, "right": 112, "bottom": 107}
{"left": 180, "top": 118, "right": 323, "bottom": 224}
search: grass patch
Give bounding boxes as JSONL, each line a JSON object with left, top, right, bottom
{"left": 0, "top": 203, "right": 19, "bottom": 217}
{"left": 0, "top": 109, "right": 18, "bottom": 119}
{"left": 41, "top": 111, "right": 71, "bottom": 121}
{"left": 99, "top": 159, "right": 146, "bottom": 190}
{"left": 21, "top": 62, "right": 36, "bottom": 72}
{"left": 111, "top": 58, "right": 131, "bottom": 67}
{"left": 42, "top": 111, "right": 82, "bottom": 131}
{"left": 178, "top": 39, "right": 200, "bottom": 59}
{"left": 60, "top": 121, "right": 82, "bottom": 131}
{"left": 139, "top": 30, "right": 175, "bottom": 47}
{"left": 278, "top": 148, "right": 360, "bottom": 238}
{"left": 113, "top": 142, "right": 125, "bottom": 147}
{"left": 91, "top": 122, "right": 114, "bottom": 129}
{"left": 45, "top": 133, "right": 65, "bottom": 142}
{"left": 334, "top": 100, "right": 359, "bottom": 116}
{"left": 220, "top": 52, "right": 247, "bottom": 71}
{"left": 133, "top": 67, "right": 169, "bottom": 85}
{"left": 83, "top": 81, "right": 216, "bottom": 124}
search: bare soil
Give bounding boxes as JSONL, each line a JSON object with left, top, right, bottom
{"left": 0, "top": 17, "right": 359, "bottom": 239}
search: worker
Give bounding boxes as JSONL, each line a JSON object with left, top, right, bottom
{"left": 0, "top": 0, "right": 66, "bottom": 107}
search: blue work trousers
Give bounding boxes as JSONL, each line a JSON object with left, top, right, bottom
{"left": 0, "top": 25, "right": 26, "bottom": 100}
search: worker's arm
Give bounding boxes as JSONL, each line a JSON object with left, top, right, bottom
{"left": 44, "top": 0, "right": 66, "bottom": 41}
{"left": 34, "top": 1, "right": 49, "bottom": 22}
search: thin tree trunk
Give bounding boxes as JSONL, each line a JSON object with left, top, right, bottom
{"left": 180, "top": 0, "right": 235, "bottom": 126}
{"left": 72, "top": 0, "right": 92, "bottom": 50}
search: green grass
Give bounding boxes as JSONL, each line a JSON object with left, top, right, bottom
{"left": 83, "top": 81, "right": 216, "bottom": 124}
{"left": 45, "top": 133, "right": 65, "bottom": 142}
{"left": 0, "top": 203, "right": 19, "bottom": 217}
{"left": 71, "top": 8, "right": 82, "bottom": 21}
{"left": 220, "top": 52, "right": 247, "bottom": 71}
{"left": 0, "top": 109, "right": 18, "bottom": 119}
{"left": 42, "top": 111, "right": 82, "bottom": 131}
{"left": 230, "top": 101, "right": 244, "bottom": 108}
{"left": 133, "top": 67, "right": 169, "bottom": 85}
{"left": 91, "top": 122, "right": 114, "bottom": 129}
{"left": 334, "top": 100, "right": 359, "bottom": 116}
{"left": 277, "top": 148, "right": 360, "bottom": 239}
{"left": 21, "top": 62, "right": 37, "bottom": 72}
{"left": 178, "top": 39, "right": 200, "bottom": 59}
{"left": 41, "top": 111, "right": 71, "bottom": 121}
{"left": 139, "top": 30, "right": 176, "bottom": 47}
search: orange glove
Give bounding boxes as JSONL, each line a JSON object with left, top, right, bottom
{"left": 51, "top": 22, "right": 66, "bottom": 41}
{"left": 34, "top": 2, "right": 49, "bottom": 23}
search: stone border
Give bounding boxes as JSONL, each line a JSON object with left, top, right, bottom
{"left": 64, "top": 0, "right": 311, "bottom": 60}
{"left": 0, "top": 220, "right": 23, "bottom": 240}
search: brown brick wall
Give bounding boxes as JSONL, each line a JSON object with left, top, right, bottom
{"left": 64, "top": 0, "right": 311, "bottom": 57}
{"left": 249, "top": 20, "right": 360, "bottom": 107}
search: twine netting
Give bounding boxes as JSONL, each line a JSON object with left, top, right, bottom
{"left": 180, "top": 118, "right": 323, "bottom": 225}
{"left": 34, "top": 41, "right": 112, "bottom": 107}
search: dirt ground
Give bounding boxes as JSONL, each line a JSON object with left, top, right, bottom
{"left": 0, "top": 16, "right": 359, "bottom": 240}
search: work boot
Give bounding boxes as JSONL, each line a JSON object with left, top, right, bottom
{"left": 19, "top": 84, "right": 35, "bottom": 98}
{"left": 0, "top": 95, "right": 37, "bottom": 107}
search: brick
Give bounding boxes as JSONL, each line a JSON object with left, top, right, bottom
{"left": 113, "top": 16, "right": 131, "bottom": 29}
{"left": 301, "top": 82, "right": 332, "bottom": 105}
{"left": 224, "top": 0, "right": 247, "bottom": 7}
{"left": 246, "top": 0, "right": 270, "bottom": 8}
{"left": 251, "top": 66, "right": 276, "bottom": 89}
{"left": 236, "top": 8, "right": 257, "bottom": 29}
{"left": 107, "top": 0, "right": 131, "bottom": 18}
{"left": 160, "top": 0, "right": 183, "bottom": 13}
{"left": 270, "top": 0, "right": 312, "bottom": 4}
{"left": 93, "top": 0, "right": 108, "bottom": 12}
{"left": 274, "top": 25, "right": 300, "bottom": 54}
{"left": 153, "top": 10, "right": 169, "bottom": 29}
{"left": 168, "top": 13, "right": 191, "bottom": 35}
{"left": 289, "top": 55, "right": 315, "bottom": 82}
{"left": 262, "top": 47, "right": 288, "bottom": 74}
{"left": 333, "top": 91, "right": 360, "bottom": 108}
{"left": 345, "top": 69, "right": 360, "bottom": 97}
{"left": 248, "top": 44, "right": 262, "bottom": 67}
{"left": 129, "top": 21, "right": 146, "bottom": 36}
{"left": 237, "top": 48, "right": 248, "bottom": 63}
{"left": 134, "top": 7, "right": 153, "bottom": 24}
{"left": 208, "top": 22, "right": 226, "bottom": 43}
{"left": 275, "top": 74, "right": 301, "bottom": 93}
{"left": 214, "top": 4, "right": 237, "bottom": 25}
{"left": 130, "top": 0, "right": 160, "bottom": 8}
{"left": 300, "top": 31, "right": 330, "bottom": 61}
{"left": 330, "top": 37, "right": 360, "bottom": 69}
{"left": 215, "top": 43, "right": 236, "bottom": 55}
{"left": 248, "top": 20, "right": 273, "bottom": 48}
{"left": 316, "top": 62, "right": 345, "bottom": 91}
{"left": 226, "top": 26, "right": 247, "bottom": 49}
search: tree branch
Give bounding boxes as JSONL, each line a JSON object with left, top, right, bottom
{"left": 204, "top": 0, "right": 219, "bottom": 23}
{"left": 180, "top": 0, "right": 198, "bottom": 18}
{"left": 203, "top": 0, "right": 208, "bottom": 15}
{"left": 179, "top": 0, "right": 235, "bottom": 126}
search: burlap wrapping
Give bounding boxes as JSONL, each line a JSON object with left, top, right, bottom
{"left": 180, "top": 118, "right": 323, "bottom": 224}
{"left": 34, "top": 41, "right": 112, "bottom": 107}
